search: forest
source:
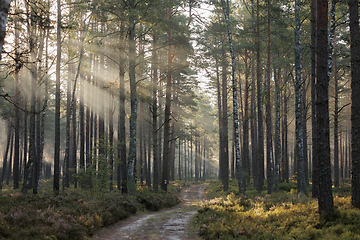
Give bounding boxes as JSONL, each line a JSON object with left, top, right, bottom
{"left": 0, "top": 0, "right": 360, "bottom": 239}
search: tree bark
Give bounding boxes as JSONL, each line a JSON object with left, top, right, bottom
{"left": 127, "top": 3, "right": 137, "bottom": 193}
{"left": 152, "top": 32, "right": 159, "bottom": 192}
{"left": 118, "top": 18, "right": 127, "bottom": 193}
{"left": 349, "top": 0, "right": 360, "bottom": 208}
{"left": 295, "top": 0, "right": 306, "bottom": 194}
{"left": 256, "top": 0, "right": 264, "bottom": 192}
{"left": 316, "top": 0, "right": 334, "bottom": 214}
{"left": 274, "top": 67, "right": 281, "bottom": 191}
{"left": 221, "top": 0, "right": 244, "bottom": 194}
{"left": 220, "top": 39, "right": 229, "bottom": 191}
{"left": 0, "top": 0, "right": 12, "bottom": 60}
{"left": 311, "top": 0, "right": 318, "bottom": 199}
{"left": 266, "top": 0, "right": 274, "bottom": 194}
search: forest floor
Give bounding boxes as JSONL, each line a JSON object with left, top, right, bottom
{"left": 91, "top": 184, "right": 207, "bottom": 240}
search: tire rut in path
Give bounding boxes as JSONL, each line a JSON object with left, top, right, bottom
{"left": 91, "top": 184, "right": 206, "bottom": 240}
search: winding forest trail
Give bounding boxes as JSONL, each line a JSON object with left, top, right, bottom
{"left": 91, "top": 184, "right": 207, "bottom": 240}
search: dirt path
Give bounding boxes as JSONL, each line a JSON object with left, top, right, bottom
{"left": 91, "top": 184, "right": 207, "bottom": 240}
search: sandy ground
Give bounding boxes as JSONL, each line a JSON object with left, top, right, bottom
{"left": 91, "top": 184, "right": 207, "bottom": 240}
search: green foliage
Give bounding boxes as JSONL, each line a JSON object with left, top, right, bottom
{"left": 195, "top": 180, "right": 360, "bottom": 239}
{"left": 74, "top": 141, "right": 116, "bottom": 192}
{"left": 75, "top": 155, "right": 112, "bottom": 192}
{"left": 0, "top": 183, "right": 181, "bottom": 239}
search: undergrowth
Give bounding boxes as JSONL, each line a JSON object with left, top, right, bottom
{"left": 0, "top": 181, "right": 182, "bottom": 240}
{"left": 195, "top": 179, "right": 360, "bottom": 239}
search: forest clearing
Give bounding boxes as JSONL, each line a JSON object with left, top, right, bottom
{"left": 1, "top": 0, "right": 360, "bottom": 238}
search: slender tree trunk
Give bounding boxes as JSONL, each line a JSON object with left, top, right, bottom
{"left": 53, "top": 0, "right": 61, "bottom": 191}
{"left": 220, "top": 40, "right": 229, "bottom": 191}
{"left": 13, "top": 3, "right": 20, "bottom": 189}
{"left": 216, "top": 60, "right": 223, "bottom": 182}
{"left": 162, "top": 8, "right": 174, "bottom": 191}
{"left": 274, "top": 67, "right": 281, "bottom": 191}
{"left": 295, "top": 0, "right": 306, "bottom": 194}
{"left": 311, "top": 0, "right": 319, "bottom": 198}
{"left": 80, "top": 75, "right": 85, "bottom": 188}
{"left": 329, "top": 0, "right": 338, "bottom": 188}
{"left": 85, "top": 55, "right": 92, "bottom": 186}
{"left": 250, "top": 60, "right": 258, "bottom": 185}
{"left": 127, "top": 4, "right": 137, "bottom": 193}
{"left": 109, "top": 93, "right": 114, "bottom": 191}
{"left": 282, "top": 86, "right": 289, "bottom": 183}
{"left": 349, "top": 0, "right": 360, "bottom": 207}
{"left": 71, "top": 89, "right": 77, "bottom": 188}
{"left": 266, "top": 0, "right": 274, "bottom": 194}
{"left": 139, "top": 101, "right": 145, "bottom": 185}
{"left": 221, "top": 0, "right": 244, "bottom": 194}
{"left": 63, "top": 27, "right": 86, "bottom": 190}
{"left": 256, "top": 0, "right": 264, "bottom": 192}
{"left": 334, "top": 45, "right": 340, "bottom": 188}
{"left": 118, "top": 18, "right": 127, "bottom": 193}
{"left": 303, "top": 78, "right": 309, "bottom": 186}
{"left": 243, "top": 50, "right": 250, "bottom": 186}
{"left": 152, "top": 32, "right": 159, "bottom": 192}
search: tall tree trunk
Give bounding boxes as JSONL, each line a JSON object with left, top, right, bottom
{"left": 63, "top": 27, "right": 86, "bottom": 190}
{"left": 127, "top": 4, "right": 137, "bottom": 193}
{"left": 79, "top": 75, "right": 85, "bottom": 188}
{"left": 349, "top": 0, "right": 360, "bottom": 207}
{"left": 152, "top": 32, "right": 159, "bottom": 192}
{"left": 243, "top": 50, "right": 250, "bottom": 186}
{"left": 274, "top": 67, "right": 281, "bottom": 191}
{"left": 109, "top": 93, "right": 114, "bottom": 191}
{"left": 162, "top": 8, "right": 174, "bottom": 191}
{"left": 334, "top": 45, "right": 340, "bottom": 188}
{"left": 23, "top": 22, "right": 38, "bottom": 193}
{"left": 329, "top": 0, "right": 338, "bottom": 188}
{"left": 85, "top": 54, "right": 92, "bottom": 187}
{"left": 220, "top": 39, "right": 229, "bottom": 191}
{"left": 256, "top": 0, "right": 264, "bottom": 192}
{"left": 311, "top": 0, "right": 318, "bottom": 198}
{"left": 216, "top": 60, "right": 223, "bottom": 182}
{"left": 53, "top": 0, "right": 61, "bottom": 192}
{"left": 316, "top": 0, "right": 334, "bottom": 214}
{"left": 266, "top": 0, "right": 274, "bottom": 194}
{"left": 221, "top": 0, "right": 244, "bottom": 194}
{"left": 118, "top": 19, "right": 127, "bottom": 193}
{"left": 282, "top": 86, "right": 289, "bottom": 183}
{"left": 139, "top": 101, "right": 145, "bottom": 185}
{"left": 250, "top": 60, "right": 258, "bottom": 185}
{"left": 295, "top": 0, "right": 306, "bottom": 194}
{"left": 71, "top": 89, "right": 77, "bottom": 188}
{"left": 13, "top": 2, "right": 20, "bottom": 189}
{"left": 303, "top": 78, "right": 309, "bottom": 186}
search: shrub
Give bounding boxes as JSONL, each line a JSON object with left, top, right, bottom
{"left": 0, "top": 182, "right": 181, "bottom": 239}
